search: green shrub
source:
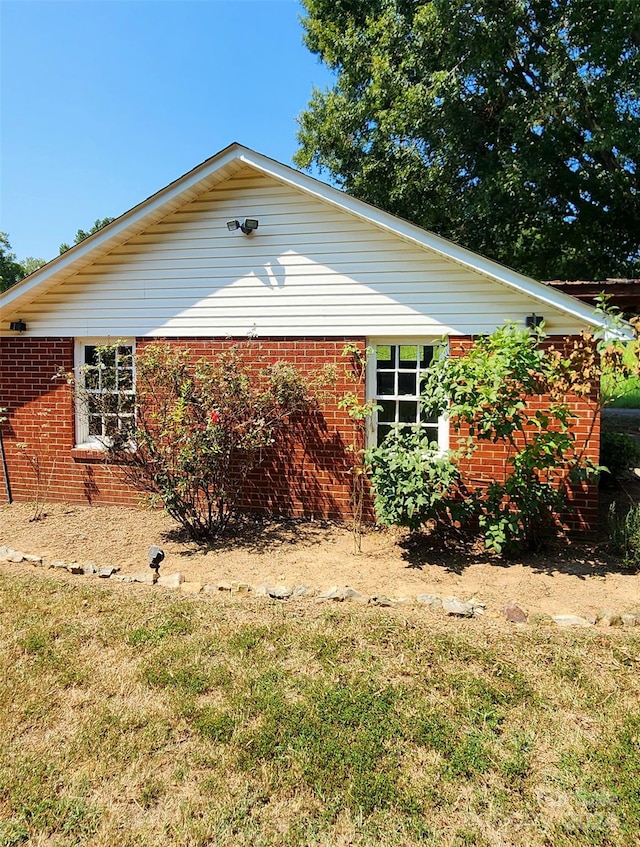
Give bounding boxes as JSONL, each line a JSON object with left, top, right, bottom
{"left": 600, "top": 431, "right": 640, "bottom": 477}
{"left": 368, "top": 324, "right": 604, "bottom": 554}
{"left": 607, "top": 502, "right": 640, "bottom": 567}
{"left": 601, "top": 338, "right": 640, "bottom": 408}
{"left": 366, "top": 428, "right": 463, "bottom": 530}
{"left": 84, "top": 342, "right": 333, "bottom": 540}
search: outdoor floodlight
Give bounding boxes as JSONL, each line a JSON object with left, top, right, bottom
{"left": 526, "top": 313, "right": 544, "bottom": 329}
{"left": 9, "top": 320, "right": 27, "bottom": 332}
{"left": 227, "top": 218, "right": 259, "bottom": 235}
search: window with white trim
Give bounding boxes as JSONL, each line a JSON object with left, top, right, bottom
{"left": 75, "top": 340, "right": 135, "bottom": 447}
{"left": 370, "top": 342, "right": 448, "bottom": 448}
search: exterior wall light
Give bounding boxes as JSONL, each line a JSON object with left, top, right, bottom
{"left": 227, "top": 218, "right": 259, "bottom": 235}
{"left": 9, "top": 320, "right": 27, "bottom": 332}
{"left": 526, "top": 313, "right": 544, "bottom": 329}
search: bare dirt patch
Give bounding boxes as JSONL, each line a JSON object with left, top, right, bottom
{"left": 2, "top": 501, "right": 639, "bottom": 619}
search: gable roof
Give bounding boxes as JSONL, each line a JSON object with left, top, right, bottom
{"left": 0, "top": 142, "right": 614, "bottom": 332}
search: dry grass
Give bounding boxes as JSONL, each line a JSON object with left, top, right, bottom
{"left": 1, "top": 570, "right": 639, "bottom": 846}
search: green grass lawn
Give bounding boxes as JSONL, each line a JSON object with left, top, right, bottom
{"left": 1, "top": 573, "right": 639, "bottom": 846}
{"left": 602, "top": 342, "right": 640, "bottom": 408}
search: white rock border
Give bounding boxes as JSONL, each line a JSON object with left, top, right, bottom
{"left": 1, "top": 544, "right": 639, "bottom": 627}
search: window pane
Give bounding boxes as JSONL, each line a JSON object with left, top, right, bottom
{"left": 84, "top": 368, "right": 100, "bottom": 391}
{"left": 118, "top": 368, "right": 133, "bottom": 391}
{"left": 88, "top": 415, "right": 102, "bottom": 436}
{"left": 421, "top": 424, "right": 439, "bottom": 444}
{"left": 399, "top": 400, "right": 418, "bottom": 424}
{"left": 397, "top": 372, "right": 417, "bottom": 395}
{"left": 104, "top": 416, "right": 120, "bottom": 437}
{"left": 117, "top": 345, "right": 133, "bottom": 363}
{"left": 102, "top": 367, "right": 117, "bottom": 391}
{"left": 103, "top": 394, "right": 119, "bottom": 414}
{"left": 399, "top": 345, "right": 418, "bottom": 367}
{"left": 377, "top": 399, "right": 396, "bottom": 423}
{"left": 420, "top": 346, "right": 435, "bottom": 369}
{"left": 100, "top": 348, "right": 116, "bottom": 369}
{"left": 119, "top": 395, "right": 136, "bottom": 413}
{"left": 376, "top": 345, "right": 395, "bottom": 368}
{"left": 119, "top": 416, "right": 135, "bottom": 437}
{"left": 377, "top": 424, "right": 393, "bottom": 445}
{"left": 377, "top": 372, "right": 395, "bottom": 396}
{"left": 420, "top": 405, "right": 439, "bottom": 424}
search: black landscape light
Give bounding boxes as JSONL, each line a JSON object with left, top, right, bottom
{"left": 227, "top": 218, "right": 259, "bottom": 235}
{"left": 148, "top": 545, "right": 165, "bottom": 582}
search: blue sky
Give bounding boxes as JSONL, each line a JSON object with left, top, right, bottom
{"left": 1, "top": 0, "right": 334, "bottom": 263}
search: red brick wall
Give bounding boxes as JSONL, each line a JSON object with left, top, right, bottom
{"left": 0, "top": 336, "right": 365, "bottom": 519}
{"left": 136, "top": 337, "right": 364, "bottom": 520}
{"left": 1, "top": 334, "right": 600, "bottom": 529}
{"left": 449, "top": 336, "right": 600, "bottom": 532}
{"left": 0, "top": 337, "right": 141, "bottom": 507}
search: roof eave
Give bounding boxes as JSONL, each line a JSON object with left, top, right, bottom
{"left": 1, "top": 142, "right": 622, "bottom": 335}
{"left": 1, "top": 143, "right": 247, "bottom": 317}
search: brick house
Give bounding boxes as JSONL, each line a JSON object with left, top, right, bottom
{"left": 0, "top": 144, "right": 612, "bottom": 527}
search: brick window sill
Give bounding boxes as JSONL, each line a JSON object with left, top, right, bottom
{"left": 71, "top": 446, "right": 137, "bottom": 464}
{"left": 71, "top": 446, "right": 110, "bottom": 462}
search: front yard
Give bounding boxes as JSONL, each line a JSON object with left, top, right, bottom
{"left": 1, "top": 567, "right": 639, "bottom": 846}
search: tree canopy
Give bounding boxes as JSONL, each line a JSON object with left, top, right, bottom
{"left": 20, "top": 256, "right": 47, "bottom": 277}
{"left": 0, "top": 233, "right": 45, "bottom": 293}
{"left": 0, "top": 233, "right": 25, "bottom": 293}
{"left": 59, "top": 217, "right": 115, "bottom": 254}
{"left": 295, "top": 0, "right": 640, "bottom": 280}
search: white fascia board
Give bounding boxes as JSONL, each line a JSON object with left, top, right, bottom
{"left": 0, "top": 144, "right": 246, "bottom": 317}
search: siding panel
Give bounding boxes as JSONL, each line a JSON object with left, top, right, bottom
{"left": 11, "top": 168, "right": 586, "bottom": 337}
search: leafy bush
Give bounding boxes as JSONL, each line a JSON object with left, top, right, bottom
{"left": 368, "top": 323, "right": 607, "bottom": 554}
{"left": 88, "top": 342, "right": 332, "bottom": 539}
{"left": 607, "top": 502, "right": 640, "bottom": 568}
{"left": 600, "top": 431, "right": 640, "bottom": 477}
{"left": 601, "top": 339, "right": 640, "bottom": 408}
{"left": 366, "top": 429, "right": 463, "bottom": 530}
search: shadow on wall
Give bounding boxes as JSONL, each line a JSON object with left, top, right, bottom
{"left": 0, "top": 399, "right": 60, "bottom": 506}
{"left": 241, "top": 410, "right": 352, "bottom": 521}
{"left": 83, "top": 464, "right": 101, "bottom": 504}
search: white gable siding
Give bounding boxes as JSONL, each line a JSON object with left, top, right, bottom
{"left": 11, "top": 168, "right": 586, "bottom": 337}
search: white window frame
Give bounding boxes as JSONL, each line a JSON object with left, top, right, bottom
{"left": 74, "top": 338, "right": 136, "bottom": 449}
{"left": 366, "top": 338, "right": 449, "bottom": 451}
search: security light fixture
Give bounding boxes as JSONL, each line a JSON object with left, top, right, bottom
{"left": 526, "top": 313, "right": 544, "bottom": 329}
{"left": 227, "top": 218, "right": 259, "bottom": 235}
{"left": 9, "top": 320, "right": 27, "bottom": 332}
